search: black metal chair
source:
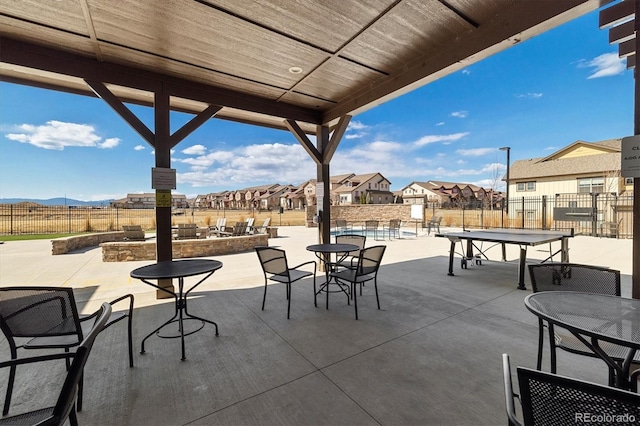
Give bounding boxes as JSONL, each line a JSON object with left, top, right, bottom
{"left": 335, "top": 234, "right": 366, "bottom": 270}
{"left": 0, "top": 287, "right": 134, "bottom": 416}
{"left": 527, "top": 263, "right": 640, "bottom": 386}
{"left": 502, "top": 354, "right": 640, "bottom": 426}
{"left": 255, "top": 247, "right": 316, "bottom": 319}
{"left": 329, "top": 245, "right": 386, "bottom": 320}
{"left": 0, "top": 302, "right": 111, "bottom": 426}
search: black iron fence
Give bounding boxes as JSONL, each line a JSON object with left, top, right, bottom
{"left": 1, "top": 193, "right": 634, "bottom": 238}
{"left": 428, "top": 193, "right": 633, "bottom": 238}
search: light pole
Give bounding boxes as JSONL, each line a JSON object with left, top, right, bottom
{"left": 499, "top": 146, "right": 510, "bottom": 218}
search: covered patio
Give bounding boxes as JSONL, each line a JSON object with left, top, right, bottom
{"left": 0, "top": 227, "right": 632, "bottom": 424}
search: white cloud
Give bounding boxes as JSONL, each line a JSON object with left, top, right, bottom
{"left": 582, "top": 52, "right": 626, "bottom": 79}
{"left": 435, "top": 122, "right": 445, "bottom": 126}
{"left": 345, "top": 120, "right": 369, "bottom": 139}
{"left": 461, "top": 69, "right": 470, "bottom": 75}
{"left": 5, "top": 120, "right": 119, "bottom": 151}
{"left": 414, "top": 132, "right": 470, "bottom": 147}
{"left": 450, "top": 111, "right": 468, "bottom": 118}
{"left": 176, "top": 143, "right": 315, "bottom": 187}
{"left": 134, "top": 145, "right": 146, "bottom": 151}
{"left": 99, "top": 137, "right": 120, "bottom": 149}
{"left": 182, "top": 144, "right": 207, "bottom": 155}
{"left": 456, "top": 148, "right": 496, "bottom": 156}
{"left": 347, "top": 120, "right": 368, "bottom": 131}
{"left": 516, "top": 93, "right": 543, "bottom": 99}
{"left": 345, "top": 132, "right": 367, "bottom": 139}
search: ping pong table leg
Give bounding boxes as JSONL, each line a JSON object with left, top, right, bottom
{"left": 447, "top": 239, "right": 456, "bottom": 276}
{"left": 517, "top": 246, "right": 527, "bottom": 290}
{"left": 561, "top": 237, "right": 569, "bottom": 262}
{"left": 501, "top": 243, "right": 506, "bottom": 262}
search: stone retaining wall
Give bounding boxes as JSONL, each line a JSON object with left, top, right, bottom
{"left": 306, "top": 205, "right": 421, "bottom": 227}
{"left": 101, "top": 233, "right": 268, "bottom": 262}
{"left": 52, "top": 231, "right": 125, "bottom": 255}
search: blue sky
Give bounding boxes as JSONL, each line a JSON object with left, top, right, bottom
{"left": 0, "top": 7, "right": 634, "bottom": 202}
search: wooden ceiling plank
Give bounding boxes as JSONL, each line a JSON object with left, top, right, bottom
{"left": 323, "top": 0, "right": 610, "bottom": 123}
{"left": 599, "top": 0, "right": 634, "bottom": 28}
{"left": 170, "top": 104, "right": 222, "bottom": 149}
{"left": 609, "top": 20, "right": 635, "bottom": 44}
{"left": 628, "top": 54, "right": 636, "bottom": 69}
{"left": 85, "top": 79, "right": 155, "bottom": 145}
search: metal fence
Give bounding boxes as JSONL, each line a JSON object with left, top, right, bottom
{"left": 0, "top": 205, "right": 159, "bottom": 235}
{"left": 430, "top": 193, "right": 633, "bottom": 238}
{"left": 1, "top": 193, "right": 634, "bottom": 238}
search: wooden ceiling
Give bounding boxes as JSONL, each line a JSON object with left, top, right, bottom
{"left": 0, "top": 0, "right": 613, "bottom": 133}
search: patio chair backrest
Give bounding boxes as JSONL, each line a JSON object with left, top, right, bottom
{"left": 0, "top": 287, "right": 83, "bottom": 341}
{"left": 528, "top": 263, "right": 620, "bottom": 295}
{"left": 255, "top": 247, "right": 289, "bottom": 279}
{"left": 364, "top": 220, "right": 378, "bottom": 230}
{"left": 336, "top": 234, "right": 366, "bottom": 254}
{"left": 518, "top": 363, "right": 640, "bottom": 424}
{"left": 232, "top": 221, "right": 248, "bottom": 236}
{"left": 357, "top": 245, "right": 385, "bottom": 276}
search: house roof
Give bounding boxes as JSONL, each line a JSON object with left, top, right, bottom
{"left": 0, "top": 1, "right": 608, "bottom": 134}
{"left": 509, "top": 139, "right": 623, "bottom": 180}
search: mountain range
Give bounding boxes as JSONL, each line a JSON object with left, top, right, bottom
{"left": 0, "top": 197, "right": 114, "bottom": 207}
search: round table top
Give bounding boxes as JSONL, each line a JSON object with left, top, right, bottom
{"left": 130, "top": 259, "right": 223, "bottom": 280}
{"left": 306, "top": 243, "right": 359, "bottom": 253}
{"left": 525, "top": 291, "right": 640, "bottom": 348}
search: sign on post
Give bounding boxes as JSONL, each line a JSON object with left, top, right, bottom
{"left": 621, "top": 135, "right": 640, "bottom": 178}
{"left": 152, "top": 167, "right": 177, "bottom": 190}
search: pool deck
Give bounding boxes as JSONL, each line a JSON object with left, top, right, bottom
{"left": 0, "top": 226, "right": 634, "bottom": 425}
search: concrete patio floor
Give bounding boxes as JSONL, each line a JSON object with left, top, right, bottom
{"left": 0, "top": 226, "right": 633, "bottom": 425}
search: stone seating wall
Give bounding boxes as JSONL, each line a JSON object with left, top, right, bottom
{"left": 101, "top": 233, "right": 268, "bottom": 262}
{"left": 52, "top": 231, "right": 125, "bottom": 255}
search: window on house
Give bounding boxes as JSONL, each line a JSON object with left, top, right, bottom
{"left": 516, "top": 181, "right": 536, "bottom": 192}
{"left": 625, "top": 177, "right": 634, "bottom": 185}
{"left": 577, "top": 177, "right": 604, "bottom": 194}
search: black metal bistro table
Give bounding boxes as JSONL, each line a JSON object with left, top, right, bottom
{"left": 130, "top": 259, "right": 222, "bottom": 360}
{"left": 306, "top": 243, "right": 359, "bottom": 310}
{"left": 525, "top": 291, "right": 640, "bottom": 390}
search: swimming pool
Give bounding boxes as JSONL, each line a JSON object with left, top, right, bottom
{"left": 330, "top": 228, "right": 416, "bottom": 239}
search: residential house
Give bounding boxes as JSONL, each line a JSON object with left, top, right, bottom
{"left": 508, "top": 139, "right": 628, "bottom": 197}
{"left": 507, "top": 138, "right": 633, "bottom": 231}
{"left": 400, "top": 181, "right": 444, "bottom": 205}
{"left": 333, "top": 173, "right": 393, "bottom": 205}
{"left": 110, "top": 193, "right": 188, "bottom": 209}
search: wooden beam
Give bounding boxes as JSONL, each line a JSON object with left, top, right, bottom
{"left": 0, "top": 37, "right": 322, "bottom": 125}
{"left": 628, "top": 54, "right": 636, "bottom": 69}
{"left": 609, "top": 20, "right": 635, "bottom": 44}
{"left": 620, "top": 39, "right": 636, "bottom": 58}
{"left": 170, "top": 104, "right": 222, "bottom": 149}
{"left": 322, "top": 115, "right": 351, "bottom": 165}
{"left": 285, "top": 119, "right": 321, "bottom": 164}
{"left": 85, "top": 80, "right": 155, "bottom": 145}
{"left": 599, "top": 0, "right": 634, "bottom": 29}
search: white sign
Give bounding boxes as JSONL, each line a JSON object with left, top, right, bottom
{"left": 621, "top": 135, "right": 640, "bottom": 178}
{"left": 315, "top": 182, "right": 324, "bottom": 197}
{"left": 152, "top": 167, "right": 177, "bottom": 190}
{"left": 410, "top": 204, "right": 424, "bottom": 220}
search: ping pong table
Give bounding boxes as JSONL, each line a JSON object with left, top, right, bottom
{"left": 436, "top": 228, "right": 574, "bottom": 290}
